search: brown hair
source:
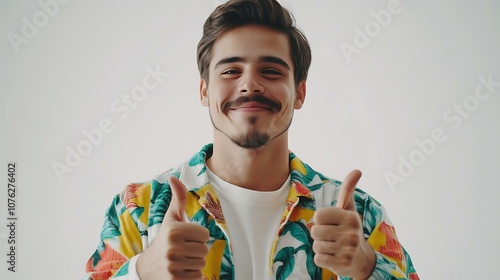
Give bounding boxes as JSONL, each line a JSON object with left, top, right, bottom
{"left": 196, "top": 0, "right": 312, "bottom": 87}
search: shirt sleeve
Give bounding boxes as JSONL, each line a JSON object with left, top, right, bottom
{"left": 85, "top": 183, "right": 148, "bottom": 280}
{"left": 344, "top": 192, "right": 420, "bottom": 280}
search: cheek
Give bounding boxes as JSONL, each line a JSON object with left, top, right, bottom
{"left": 210, "top": 82, "right": 234, "bottom": 103}
{"left": 272, "top": 85, "right": 297, "bottom": 110}
{"left": 207, "top": 89, "right": 228, "bottom": 116}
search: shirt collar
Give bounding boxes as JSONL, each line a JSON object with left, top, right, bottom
{"left": 180, "top": 143, "right": 322, "bottom": 199}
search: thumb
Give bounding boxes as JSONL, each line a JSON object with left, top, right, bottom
{"left": 164, "top": 176, "right": 187, "bottom": 222}
{"left": 336, "top": 169, "right": 362, "bottom": 211}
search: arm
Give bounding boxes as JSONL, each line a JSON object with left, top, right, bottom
{"left": 312, "top": 170, "right": 419, "bottom": 279}
{"left": 358, "top": 196, "right": 419, "bottom": 280}
{"left": 85, "top": 184, "right": 147, "bottom": 280}
{"left": 85, "top": 178, "right": 209, "bottom": 280}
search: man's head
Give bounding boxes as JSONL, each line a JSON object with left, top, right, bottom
{"left": 198, "top": 0, "right": 311, "bottom": 149}
{"left": 197, "top": 0, "right": 312, "bottom": 87}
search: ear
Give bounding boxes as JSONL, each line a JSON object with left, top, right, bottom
{"left": 294, "top": 80, "right": 306, "bottom": 109}
{"left": 200, "top": 79, "right": 209, "bottom": 107}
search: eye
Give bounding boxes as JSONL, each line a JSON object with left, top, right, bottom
{"left": 262, "top": 68, "right": 283, "bottom": 77}
{"left": 221, "top": 69, "right": 241, "bottom": 75}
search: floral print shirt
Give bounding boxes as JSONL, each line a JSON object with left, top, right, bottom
{"left": 85, "top": 144, "right": 419, "bottom": 279}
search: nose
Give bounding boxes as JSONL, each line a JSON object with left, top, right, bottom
{"left": 238, "top": 71, "right": 264, "bottom": 94}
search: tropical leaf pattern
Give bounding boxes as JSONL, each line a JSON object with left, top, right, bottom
{"left": 85, "top": 144, "right": 419, "bottom": 279}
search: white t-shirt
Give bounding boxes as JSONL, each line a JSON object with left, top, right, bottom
{"left": 207, "top": 168, "right": 290, "bottom": 280}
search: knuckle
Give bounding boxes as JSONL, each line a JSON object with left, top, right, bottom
{"left": 166, "top": 250, "right": 180, "bottom": 262}
{"left": 201, "top": 244, "right": 209, "bottom": 255}
{"left": 313, "top": 254, "right": 323, "bottom": 266}
{"left": 167, "top": 228, "right": 185, "bottom": 242}
{"left": 201, "top": 227, "right": 210, "bottom": 240}
{"left": 313, "top": 209, "right": 325, "bottom": 223}
{"left": 198, "top": 258, "right": 207, "bottom": 269}
{"left": 346, "top": 213, "right": 361, "bottom": 227}
{"left": 310, "top": 225, "right": 318, "bottom": 238}
{"left": 347, "top": 232, "right": 359, "bottom": 246}
{"left": 167, "top": 262, "right": 180, "bottom": 273}
{"left": 314, "top": 240, "right": 331, "bottom": 253}
{"left": 312, "top": 241, "right": 319, "bottom": 252}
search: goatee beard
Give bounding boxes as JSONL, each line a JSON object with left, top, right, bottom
{"left": 231, "top": 129, "right": 270, "bottom": 149}
{"left": 208, "top": 102, "right": 294, "bottom": 150}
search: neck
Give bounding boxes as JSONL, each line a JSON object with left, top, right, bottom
{"left": 207, "top": 131, "right": 290, "bottom": 192}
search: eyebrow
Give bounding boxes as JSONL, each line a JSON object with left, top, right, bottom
{"left": 214, "top": 56, "right": 291, "bottom": 70}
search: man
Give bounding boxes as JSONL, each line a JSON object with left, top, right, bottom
{"left": 85, "top": 0, "right": 419, "bottom": 279}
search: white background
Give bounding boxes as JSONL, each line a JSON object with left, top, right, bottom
{"left": 1, "top": 0, "right": 499, "bottom": 279}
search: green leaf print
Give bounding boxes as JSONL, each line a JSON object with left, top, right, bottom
{"left": 189, "top": 143, "right": 212, "bottom": 167}
{"left": 188, "top": 151, "right": 206, "bottom": 167}
{"left": 305, "top": 246, "right": 321, "bottom": 279}
{"left": 148, "top": 181, "right": 170, "bottom": 226}
{"left": 278, "top": 222, "right": 323, "bottom": 278}
{"left": 282, "top": 221, "right": 312, "bottom": 245}
{"left": 217, "top": 242, "right": 234, "bottom": 280}
{"left": 298, "top": 197, "right": 315, "bottom": 210}
{"left": 101, "top": 200, "right": 122, "bottom": 240}
{"left": 275, "top": 246, "right": 296, "bottom": 280}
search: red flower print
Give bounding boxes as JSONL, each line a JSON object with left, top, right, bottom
{"left": 410, "top": 273, "right": 421, "bottom": 280}
{"left": 378, "top": 222, "right": 404, "bottom": 262}
{"left": 203, "top": 192, "right": 224, "bottom": 222}
{"left": 86, "top": 244, "right": 126, "bottom": 280}
{"left": 120, "top": 183, "right": 140, "bottom": 210}
{"left": 293, "top": 182, "right": 311, "bottom": 196}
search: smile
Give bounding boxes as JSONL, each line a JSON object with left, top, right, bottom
{"left": 222, "top": 95, "right": 281, "bottom": 114}
{"left": 230, "top": 102, "right": 272, "bottom": 112}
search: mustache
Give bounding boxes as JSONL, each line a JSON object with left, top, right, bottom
{"left": 221, "top": 95, "right": 281, "bottom": 113}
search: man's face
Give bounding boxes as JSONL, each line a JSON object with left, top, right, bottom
{"left": 200, "top": 25, "right": 306, "bottom": 149}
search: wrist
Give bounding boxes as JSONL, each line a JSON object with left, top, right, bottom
{"left": 351, "top": 241, "right": 376, "bottom": 280}
{"left": 136, "top": 254, "right": 148, "bottom": 280}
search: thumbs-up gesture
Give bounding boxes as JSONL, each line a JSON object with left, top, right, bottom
{"left": 137, "top": 176, "right": 210, "bottom": 280}
{"left": 311, "top": 170, "right": 376, "bottom": 279}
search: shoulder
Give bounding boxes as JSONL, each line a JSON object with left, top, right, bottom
{"left": 105, "top": 162, "right": 186, "bottom": 229}
{"left": 292, "top": 157, "right": 382, "bottom": 210}
{"left": 119, "top": 143, "right": 213, "bottom": 197}
{"left": 109, "top": 162, "right": 185, "bottom": 213}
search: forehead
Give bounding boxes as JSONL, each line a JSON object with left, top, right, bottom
{"left": 210, "top": 25, "right": 292, "bottom": 70}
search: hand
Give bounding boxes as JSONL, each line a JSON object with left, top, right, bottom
{"left": 311, "top": 170, "right": 376, "bottom": 279}
{"left": 137, "top": 176, "right": 210, "bottom": 280}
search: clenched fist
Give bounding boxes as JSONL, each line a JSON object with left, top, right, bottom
{"left": 137, "top": 176, "right": 210, "bottom": 280}
{"left": 311, "top": 170, "right": 376, "bottom": 279}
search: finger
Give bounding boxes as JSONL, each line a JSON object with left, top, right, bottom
{"left": 164, "top": 176, "right": 188, "bottom": 222}
{"left": 313, "top": 208, "right": 361, "bottom": 228}
{"left": 312, "top": 229, "right": 360, "bottom": 251}
{"left": 313, "top": 240, "right": 342, "bottom": 255}
{"left": 168, "top": 253, "right": 207, "bottom": 268}
{"left": 336, "top": 169, "right": 362, "bottom": 210}
{"left": 176, "top": 242, "right": 209, "bottom": 259}
{"left": 169, "top": 223, "right": 210, "bottom": 243}
{"left": 314, "top": 251, "right": 355, "bottom": 268}
{"left": 170, "top": 267, "right": 205, "bottom": 280}
{"left": 314, "top": 245, "right": 357, "bottom": 258}
{"left": 311, "top": 224, "right": 342, "bottom": 242}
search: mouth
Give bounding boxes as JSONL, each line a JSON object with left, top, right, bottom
{"left": 223, "top": 96, "right": 281, "bottom": 113}
{"left": 230, "top": 102, "right": 273, "bottom": 112}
